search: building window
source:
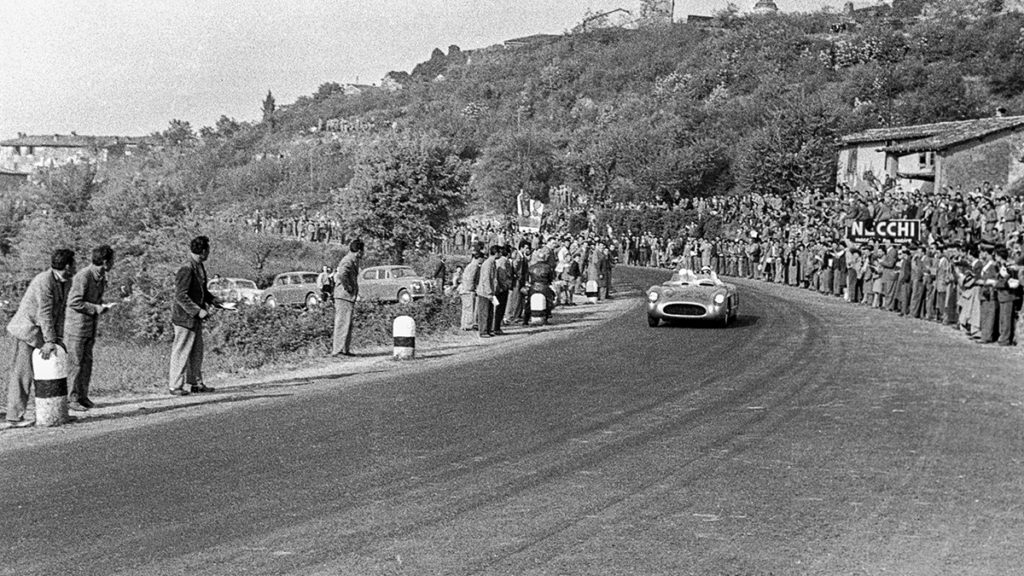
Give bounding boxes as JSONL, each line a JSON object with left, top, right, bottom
{"left": 918, "top": 151, "right": 933, "bottom": 169}
{"left": 846, "top": 148, "right": 858, "bottom": 175}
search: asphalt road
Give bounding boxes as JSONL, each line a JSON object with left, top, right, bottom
{"left": 2, "top": 266, "right": 1024, "bottom": 576}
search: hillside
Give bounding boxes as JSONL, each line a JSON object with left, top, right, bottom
{"left": 2, "top": 5, "right": 1024, "bottom": 315}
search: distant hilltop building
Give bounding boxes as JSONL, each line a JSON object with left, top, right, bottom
{"left": 750, "top": 0, "right": 780, "bottom": 15}
{"left": 0, "top": 133, "right": 151, "bottom": 189}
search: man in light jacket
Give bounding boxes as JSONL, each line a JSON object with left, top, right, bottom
{"left": 476, "top": 246, "right": 499, "bottom": 338}
{"left": 6, "top": 248, "right": 75, "bottom": 427}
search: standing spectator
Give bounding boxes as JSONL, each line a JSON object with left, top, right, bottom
{"left": 65, "top": 245, "right": 115, "bottom": 412}
{"left": 935, "top": 244, "right": 956, "bottom": 324}
{"left": 600, "top": 239, "right": 614, "bottom": 299}
{"left": 507, "top": 243, "right": 531, "bottom": 324}
{"left": 476, "top": 246, "right": 499, "bottom": 338}
{"left": 431, "top": 255, "right": 448, "bottom": 293}
{"left": 587, "top": 241, "right": 607, "bottom": 301}
{"left": 169, "top": 236, "right": 220, "bottom": 395}
{"left": 460, "top": 252, "right": 483, "bottom": 330}
{"left": 993, "top": 246, "right": 1018, "bottom": 345}
{"left": 977, "top": 242, "right": 1000, "bottom": 343}
{"left": 5, "top": 248, "right": 75, "bottom": 427}
{"left": 316, "top": 265, "right": 333, "bottom": 304}
{"left": 493, "top": 247, "right": 514, "bottom": 334}
{"left": 331, "top": 239, "right": 364, "bottom": 356}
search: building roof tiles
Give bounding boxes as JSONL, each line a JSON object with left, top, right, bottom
{"left": 842, "top": 116, "right": 1024, "bottom": 153}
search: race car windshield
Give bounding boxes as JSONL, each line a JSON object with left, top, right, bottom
{"left": 670, "top": 269, "right": 722, "bottom": 286}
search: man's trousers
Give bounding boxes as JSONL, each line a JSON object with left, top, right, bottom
{"left": 169, "top": 323, "right": 204, "bottom": 391}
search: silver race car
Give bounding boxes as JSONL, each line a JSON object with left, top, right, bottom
{"left": 646, "top": 268, "right": 738, "bottom": 327}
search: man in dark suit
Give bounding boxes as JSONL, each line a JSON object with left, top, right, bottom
{"left": 168, "top": 236, "right": 221, "bottom": 395}
{"left": 5, "top": 248, "right": 75, "bottom": 427}
{"left": 65, "top": 245, "right": 115, "bottom": 411}
{"left": 332, "top": 238, "right": 364, "bottom": 356}
{"left": 993, "top": 246, "right": 1020, "bottom": 346}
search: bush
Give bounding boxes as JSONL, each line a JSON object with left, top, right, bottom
{"left": 207, "top": 293, "right": 460, "bottom": 369}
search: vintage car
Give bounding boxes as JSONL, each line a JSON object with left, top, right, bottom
{"left": 646, "top": 268, "right": 738, "bottom": 327}
{"left": 360, "top": 265, "right": 429, "bottom": 304}
{"left": 207, "top": 277, "right": 263, "bottom": 305}
{"left": 261, "top": 271, "right": 322, "bottom": 309}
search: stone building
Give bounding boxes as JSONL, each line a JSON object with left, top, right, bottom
{"left": 0, "top": 133, "right": 150, "bottom": 177}
{"left": 836, "top": 115, "right": 1024, "bottom": 193}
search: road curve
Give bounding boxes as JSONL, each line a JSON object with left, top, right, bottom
{"left": 2, "top": 266, "right": 1023, "bottom": 576}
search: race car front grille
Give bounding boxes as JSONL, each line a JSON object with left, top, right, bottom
{"left": 663, "top": 303, "right": 706, "bottom": 316}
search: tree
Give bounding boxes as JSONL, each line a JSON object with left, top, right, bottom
{"left": 734, "top": 96, "right": 841, "bottom": 197}
{"left": 156, "top": 119, "right": 197, "bottom": 147}
{"left": 262, "top": 90, "right": 276, "bottom": 120}
{"left": 473, "top": 130, "right": 560, "bottom": 214}
{"left": 342, "top": 134, "right": 470, "bottom": 263}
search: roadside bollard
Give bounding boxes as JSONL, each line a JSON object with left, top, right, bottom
{"left": 32, "top": 346, "right": 69, "bottom": 427}
{"left": 529, "top": 292, "right": 548, "bottom": 326}
{"left": 393, "top": 315, "right": 415, "bottom": 360}
{"left": 585, "top": 280, "right": 599, "bottom": 304}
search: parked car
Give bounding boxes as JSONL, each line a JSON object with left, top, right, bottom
{"left": 646, "top": 267, "right": 738, "bottom": 327}
{"left": 207, "top": 277, "right": 263, "bottom": 306}
{"left": 359, "top": 265, "right": 429, "bottom": 304}
{"left": 261, "top": 271, "right": 322, "bottom": 309}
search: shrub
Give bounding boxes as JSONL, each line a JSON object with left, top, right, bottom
{"left": 207, "top": 293, "right": 460, "bottom": 369}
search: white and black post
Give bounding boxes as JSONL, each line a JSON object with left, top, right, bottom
{"left": 392, "top": 316, "right": 416, "bottom": 360}
{"left": 32, "top": 346, "right": 69, "bottom": 427}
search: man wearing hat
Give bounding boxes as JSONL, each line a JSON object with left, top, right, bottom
{"left": 895, "top": 245, "right": 913, "bottom": 316}
{"left": 908, "top": 243, "right": 927, "bottom": 319}
{"left": 993, "top": 245, "right": 1019, "bottom": 345}
{"left": 933, "top": 243, "right": 955, "bottom": 324}
{"left": 977, "top": 241, "right": 999, "bottom": 343}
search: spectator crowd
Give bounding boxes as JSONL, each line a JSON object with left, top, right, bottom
{"left": 443, "top": 181, "right": 1024, "bottom": 347}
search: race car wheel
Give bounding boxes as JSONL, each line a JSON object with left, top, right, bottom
{"left": 647, "top": 315, "right": 659, "bottom": 327}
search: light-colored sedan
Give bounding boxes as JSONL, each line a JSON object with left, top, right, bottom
{"left": 360, "top": 265, "right": 429, "bottom": 304}
{"left": 262, "top": 271, "right": 322, "bottom": 309}
{"left": 207, "top": 277, "right": 263, "bottom": 305}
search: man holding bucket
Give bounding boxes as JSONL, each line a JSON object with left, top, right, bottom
{"left": 4, "top": 248, "right": 75, "bottom": 428}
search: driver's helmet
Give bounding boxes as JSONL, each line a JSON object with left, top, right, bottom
{"left": 700, "top": 265, "right": 713, "bottom": 274}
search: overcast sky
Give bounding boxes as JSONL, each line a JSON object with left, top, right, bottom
{"left": 0, "top": 0, "right": 850, "bottom": 138}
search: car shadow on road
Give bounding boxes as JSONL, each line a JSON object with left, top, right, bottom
{"left": 658, "top": 314, "right": 759, "bottom": 329}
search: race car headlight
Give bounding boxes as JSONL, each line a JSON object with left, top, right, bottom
{"left": 714, "top": 293, "right": 726, "bottom": 305}
{"left": 648, "top": 292, "right": 659, "bottom": 303}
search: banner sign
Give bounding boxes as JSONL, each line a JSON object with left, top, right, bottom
{"left": 516, "top": 191, "right": 544, "bottom": 233}
{"left": 848, "top": 220, "right": 921, "bottom": 244}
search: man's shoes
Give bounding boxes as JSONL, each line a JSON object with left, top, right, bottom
{"left": 493, "top": 330, "right": 505, "bottom": 336}
{"left": 169, "top": 388, "right": 190, "bottom": 396}
{"left": 69, "top": 401, "right": 89, "bottom": 412}
{"left": 7, "top": 419, "right": 34, "bottom": 428}
{"left": 479, "top": 333, "right": 492, "bottom": 338}
{"left": 78, "top": 398, "right": 95, "bottom": 409}
{"left": 191, "top": 384, "right": 215, "bottom": 393}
